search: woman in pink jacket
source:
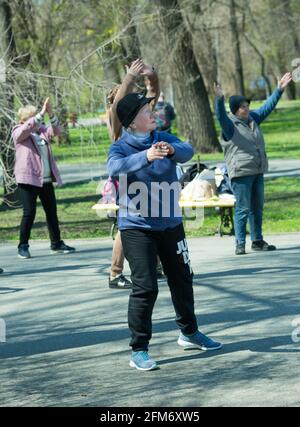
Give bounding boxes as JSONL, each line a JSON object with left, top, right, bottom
{"left": 12, "top": 98, "right": 75, "bottom": 259}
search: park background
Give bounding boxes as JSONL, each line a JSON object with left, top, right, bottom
{"left": 1, "top": 0, "right": 300, "bottom": 241}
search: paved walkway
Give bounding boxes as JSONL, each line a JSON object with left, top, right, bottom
{"left": 2, "top": 159, "right": 299, "bottom": 185}
{"left": 1, "top": 233, "right": 300, "bottom": 407}
{"left": 58, "top": 159, "right": 300, "bottom": 184}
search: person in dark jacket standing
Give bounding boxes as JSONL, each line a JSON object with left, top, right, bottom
{"left": 107, "top": 92, "right": 222, "bottom": 371}
{"left": 214, "top": 73, "right": 292, "bottom": 255}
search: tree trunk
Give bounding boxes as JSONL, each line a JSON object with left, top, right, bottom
{"left": 103, "top": 43, "right": 122, "bottom": 85}
{"left": 0, "top": 1, "right": 19, "bottom": 206}
{"left": 229, "top": 0, "right": 245, "bottom": 96}
{"left": 243, "top": 33, "right": 272, "bottom": 98}
{"left": 267, "top": 0, "right": 296, "bottom": 99}
{"left": 155, "top": 0, "right": 221, "bottom": 153}
{"left": 181, "top": 3, "right": 219, "bottom": 109}
{"left": 119, "top": 4, "right": 142, "bottom": 64}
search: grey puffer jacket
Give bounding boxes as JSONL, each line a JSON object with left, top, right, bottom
{"left": 220, "top": 114, "right": 268, "bottom": 180}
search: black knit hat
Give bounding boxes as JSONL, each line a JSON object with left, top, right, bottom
{"left": 229, "top": 95, "right": 251, "bottom": 115}
{"left": 116, "top": 92, "right": 155, "bottom": 128}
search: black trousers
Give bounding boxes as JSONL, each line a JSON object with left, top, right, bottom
{"left": 18, "top": 183, "right": 61, "bottom": 247}
{"left": 121, "top": 223, "right": 198, "bottom": 351}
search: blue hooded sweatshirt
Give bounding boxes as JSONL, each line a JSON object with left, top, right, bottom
{"left": 107, "top": 130, "right": 194, "bottom": 231}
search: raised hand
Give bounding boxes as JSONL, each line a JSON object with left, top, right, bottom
{"left": 40, "top": 97, "right": 50, "bottom": 116}
{"left": 140, "top": 63, "right": 155, "bottom": 76}
{"left": 214, "top": 82, "right": 224, "bottom": 99}
{"left": 46, "top": 98, "right": 53, "bottom": 117}
{"left": 277, "top": 72, "right": 293, "bottom": 90}
{"left": 126, "top": 58, "right": 144, "bottom": 76}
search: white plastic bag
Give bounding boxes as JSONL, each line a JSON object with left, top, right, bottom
{"left": 181, "top": 173, "right": 216, "bottom": 201}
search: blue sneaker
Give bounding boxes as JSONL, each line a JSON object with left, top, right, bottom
{"left": 129, "top": 351, "right": 157, "bottom": 371}
{"left": 51, "top": 241, "right": 75, "bottom": 254}
{"left": 18, "top": 244, "right": 31, "bottom": 259}
{"left": 177, "top": 331, "right": 222, "bottom": 351}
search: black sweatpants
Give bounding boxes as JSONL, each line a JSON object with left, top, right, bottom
{"left": 18, "top": 183, "right": 61, "bottom": 247}
{"left": 121, "top": 223, "right": 198, "bottom": 351}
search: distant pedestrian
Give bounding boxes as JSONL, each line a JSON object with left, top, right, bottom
{"left": 214, "top": 72, "right": 293, "bottom": 255}
{"left": 12, "top": 98, "right": 75, "bottom": 259}
{"left": 153, "top": 92, "right": 176, "bottom": 133}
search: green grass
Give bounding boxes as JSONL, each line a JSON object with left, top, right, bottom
{"left": 1, "top": 177, "right": 300, "bottom": 241}
{"left": 53, "top": 98, "right": 300, "bottom": 165}
{"left": 0, "top": 181, "right": 113, "bottom": 241}
{"left": 200, "top": 98, "right": 300, "bottom": 162}
{"left": 51, "top": 125, "right": 111, "bottom": 164}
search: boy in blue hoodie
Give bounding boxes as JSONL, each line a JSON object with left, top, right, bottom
{"left": 107, "top": 92, "right": 222, "bottom": 371}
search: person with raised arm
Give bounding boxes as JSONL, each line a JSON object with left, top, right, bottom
{"left": 214, "top": 73, "right": 292, "bottom": 255}
{"left": 106, "top": 59, "right": 161, "bottom": 289}
{"left": 12, "top": 98, "right": 75, "bottom": 259}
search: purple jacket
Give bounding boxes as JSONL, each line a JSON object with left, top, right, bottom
{"left": 12, "top": 117, "right": 62, "bottom": 187}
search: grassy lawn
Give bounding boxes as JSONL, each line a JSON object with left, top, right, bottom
{"left": 51, "top": 98, "right": 300, "bottom": 165}
{"left": 52, "top": 125, "right": 111, "bottom": 164}
{"left": 1, "top": 177, "right": 300, "bottom": 242}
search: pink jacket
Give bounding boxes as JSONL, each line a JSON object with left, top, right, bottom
{"left": 12, "top": 117, "right": 62, "bottom": 187}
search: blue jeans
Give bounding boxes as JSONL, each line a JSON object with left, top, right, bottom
{"left": 231, "top": 174, "right": 264, "bottom": 245}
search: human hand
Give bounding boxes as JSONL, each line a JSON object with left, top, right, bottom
{"left": 140, "top": 63, "right": 155, "bottom": 76}
{"left": 40, "top": 97, "right": 50, "bottom": 116}
{"left": 214, "top": 82, "right": 224, "bottom": 99}
{"left": 277, "top": 72, "right": 293, "bottom": 90}
{"left": 156, "top": 141, "right": 175, "bottom": 156}
{"left": 126, "top": 58, "right": 144, "bottom": 76}
{"left": 147, "top": 144, "right": 169, "bottom": 162}
{"left": 46, "top": 98, "right": 53, "bottom": 117}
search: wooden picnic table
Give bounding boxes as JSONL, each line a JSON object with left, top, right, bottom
{"left": 92, "top": 197, "right": 235, "bottom": 239}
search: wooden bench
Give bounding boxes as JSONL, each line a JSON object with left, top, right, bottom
{"left": 92, "top": 198, "right": 235, "bottom": 239}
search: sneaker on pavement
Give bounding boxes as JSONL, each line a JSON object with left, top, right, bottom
{"left": 109, "top": 274, "right": 132, "bottom": 289}
{"left": 235, "top": 244, "right": 246, "bottom": 255}
{"left": 51, "top": 241, "right": 75, "bottom": 254}
{"left": 177, "top": 330, "right": 223, "bottom": 351}
{"left": 18, "top": 244, "right": 31, "bottom": 259}
{"left": 251, "top": 240, "right": 276, "bottom": 251}
{"left": 129, "top": 351, "right": 157, "bottom": 371}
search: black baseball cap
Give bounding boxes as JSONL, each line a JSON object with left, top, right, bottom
{"left": 116, "top": 92, "right": 155, "bottom": 128}
{"left": 229, "top": 95, "right": 251, "bottom": 115}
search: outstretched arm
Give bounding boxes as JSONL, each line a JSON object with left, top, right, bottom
{"left": 251, "top": 72, "right": 293, "bottom": 125}
{"left": 214, "top": 83, "right": 234, "bottom": 141}
{"left": 140, "top": 63, "right": 160, "bottom": 108}
{"left": 109, "top": 59, "right": 145, "bottom": 141}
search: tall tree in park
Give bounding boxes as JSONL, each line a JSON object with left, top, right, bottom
{"left": 229, "top": 0, "right": 245, "bottom": 96}
{"left": 155, "top": 0, "right": 221, "bottom": 153}
{"left": 278, "top": 0, "right": 299, "bottom": 99}
{"left": 10, "top": 0, "right": 72, "bottom": 144}
{"left": 118, "top": 1, "right": 142, "bottom": 63}
{"left": 0, "top": 0, "right": 17, "bottom": 204}
{"left": 266, "top": 0, "right": 297, "bottom": 99}
{"left": 180, "top": 1, "right": 220, "bottom": 104}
